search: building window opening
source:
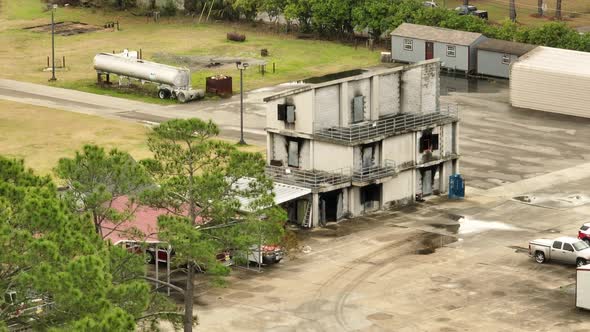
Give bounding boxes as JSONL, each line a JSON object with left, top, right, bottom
{"left": 361, "top": 184, "right": 381, "bottom": 212}
{"left": 277, "top": 104, "right": 296, "bottom": 123}
{"left": 320, "top": 190, "right": 343, "bottom": 225}
{"left": 419, "top": 130, "right": 439, "bottom": 153}
{"left": 352, "top": 95, "right": 365, "bottom": 123}
{"left": 446, "top": 45, "right": 456, "bottom": 57}
{"left": 287, "top": 139, "right": 300, "bottom": 168}
{"left": 361, "top": 143, "right": 377, "bottom": 170}
{"left": 403, "top": 39, "right": 413, "bottom": 51}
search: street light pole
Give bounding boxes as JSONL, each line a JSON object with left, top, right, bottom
{"left": 49, "top": 4, "right": 57, "bottom": 82}
{"left": 236, "top": 61, "right": 249, "bottom": 145}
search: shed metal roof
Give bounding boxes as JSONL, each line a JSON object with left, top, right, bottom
{"left": 513, "top": 46, "right": 590, "bottom": 76}
{"left": 477, "top": 38, "right": 537, "bottom": 56}
{"left": 390, "top": 23, "right": 484, "bottom": 46}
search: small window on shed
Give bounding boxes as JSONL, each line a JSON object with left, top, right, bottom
{"left": 403, "top": 39, "right": 413, "bottom": 51}
{"left": 502, "top": 54, "right": 511, "bottom": 65}
{"left": 352, "top": 96, "right": 365, "bottom": 123}
{"left": 446, "top": 45, "right": 456, "bottom": 57}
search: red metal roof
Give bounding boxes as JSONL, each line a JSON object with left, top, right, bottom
{"left": 101, "top": 196, "right": 202, "bottom": 245}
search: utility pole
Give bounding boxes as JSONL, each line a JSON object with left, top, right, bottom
{"left": 556, "top": 0, "right": 562, "bottom": 20}
{"left": 510, "top": 0, "right": 516, "bottom": 22}
{"left": 463, "top": 0, "right": 468, "bottom": 5}
{"left": 538, "top": 0, "right": 543, "bottom": 16}
{"left": 49, "top": 4, "right": 57, "bottom": 82}
{"left": 236, "top": 62, "right": 249, "bottom": 145}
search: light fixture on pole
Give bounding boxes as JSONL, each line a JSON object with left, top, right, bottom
{"left": 236, "top": 61, "right": 249, "bottom": 145}
{"left": 49, "top": 4, "right": 58, "bottom": 82}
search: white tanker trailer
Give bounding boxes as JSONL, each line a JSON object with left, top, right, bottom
{"left": 93, "top": 52, "right": 204, "bottom": 103}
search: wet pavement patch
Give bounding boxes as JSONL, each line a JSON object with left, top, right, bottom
{"left": 508, "top": 245, "right": 529, "bottom": 254}
{"left": 367, "top": 312, "right": 393, "bottom": 321}
{"left": 415, "top": 232, "right": 458, "bottom": 255}
{"left": 513, "top": 193, "right": 590, "bottom": 209}
{"left": 429, "top": 223, "right": 460, "bottom": 234}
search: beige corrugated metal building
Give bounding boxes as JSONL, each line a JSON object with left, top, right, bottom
{"left": 510, "top": 46, "right": 590, "bottom": 118}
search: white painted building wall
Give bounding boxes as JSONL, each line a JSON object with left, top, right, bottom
{"left": 266, "top": 90, "right": 315, "bottom": 135}
{"left": 378, "top": 72, "right": 401, "bottom": 117}
{"left": 313, "top": 141, "right": 353, "bottom": 171}
{"left": 382, "top": 170, "right": 414, "bottom": 204}
{"left": 382, "top": 133, "right": 414, "bottom": 167}
{"left": 400, "top": 62, "right": 439, "bottom": 114}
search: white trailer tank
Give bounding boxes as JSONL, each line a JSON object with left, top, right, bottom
{"left": 94, "top": 53, "right": 191, "bottom": 88}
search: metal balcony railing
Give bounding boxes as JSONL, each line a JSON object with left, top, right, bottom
{"left": 266, "top": 159, "right": 401, "bottom": 189}
{"left": 352, "top": 160, "right": 397, "bottom": 183}
{"left": 265, "top": 165, "right": 351, "bottom": 189}
{"left": 313, "top": 105, "right": 458, "bottom": 145}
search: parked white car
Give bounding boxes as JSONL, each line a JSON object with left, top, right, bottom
{"left": 529, "top": 236, "right": 590, "bottom": 267}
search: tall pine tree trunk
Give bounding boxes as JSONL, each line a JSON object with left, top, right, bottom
{"left": 538, "top": 0, "right": 543, "bottom": 16}
{"left": 184, "top": 262, "right": 195, "bottom": 332}
{"left": 556, "top": 0, "right": 562, "bottom": 20}
{"left": 510, "top": 0, "right": 517, "bottom": 22}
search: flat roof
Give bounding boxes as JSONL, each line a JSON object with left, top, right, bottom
{"left": 513, "top": 46, "right": 590, "bottom": 76}
{"left": 235, "top": 179, "right": 311, "bottom": 211}
{"left": 390, "top": 23, "right": 483, "bottom": 46}
{"left": 264, "top": 60, "right": 439, "bottom": 102}
{"left": 477, "top": 38, "right": 537, "bottom": 56}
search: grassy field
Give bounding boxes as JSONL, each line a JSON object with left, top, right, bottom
{"left": 0, "top": 100, "right": 264, "bottom": 175}
{"left": 0, "top": 100, "right": 151, "bottom": 175}
{"left": 445, "top": 0, "right": 590, "bottom": 27}
{"left": 0, "top": 0, "right": 380, "bottom": 104}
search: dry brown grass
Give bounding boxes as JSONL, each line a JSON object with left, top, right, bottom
{"left": 0, "top": 100, "right": 266, "bottom": 175}
{"left": 0, "top": 100, "right": 152, "bottom": 175}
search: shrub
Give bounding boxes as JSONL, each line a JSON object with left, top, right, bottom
{"left": 161, "top": 0, "right": 177, "bottom": 16}
{"left": 227, "top": 32, "right": 246, "bottom": 42}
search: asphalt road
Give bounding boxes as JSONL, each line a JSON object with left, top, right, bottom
{"left": 0, "top": 78, "right": 294, "bottom": 146}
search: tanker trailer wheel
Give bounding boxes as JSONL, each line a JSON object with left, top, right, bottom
{"left": 177, "top": 91, "right": 187, "bottom": 103}
{"left": 158, "top": 89, "right": 170, "bottom": 100}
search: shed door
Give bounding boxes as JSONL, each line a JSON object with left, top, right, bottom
{"left": 425, "top": 42, "right": 434, "bottom": 60}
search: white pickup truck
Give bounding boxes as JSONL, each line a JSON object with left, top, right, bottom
{"left": 529, "top": 236, "right": 590, "bottom": 267}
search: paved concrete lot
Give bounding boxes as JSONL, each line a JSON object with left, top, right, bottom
{"left": 189, "top": 76, "right": 590, "bottom": 331}
{"left": 441, "top": 76, "right": 590, "bottom": 190}
{"left": 191, "top": 171, "right": 590, "bottom": 331}
{"left": 5, "top": 71, "right": 590, "bottom": 331}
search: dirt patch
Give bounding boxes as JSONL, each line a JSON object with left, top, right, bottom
{"left": 24, "top": 21, "right": 104, "bottom": 36}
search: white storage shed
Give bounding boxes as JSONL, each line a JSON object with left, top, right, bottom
{"left": 510, "top": 46, "right": 590, "bottom": 118}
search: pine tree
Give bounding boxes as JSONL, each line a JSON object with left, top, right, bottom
{"left": 141, "top": 119, "right": 286, "bottom": 332}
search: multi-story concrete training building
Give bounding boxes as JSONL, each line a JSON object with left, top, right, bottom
{"left": 263, "top": 60, "right": 460, "bottom": 228}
